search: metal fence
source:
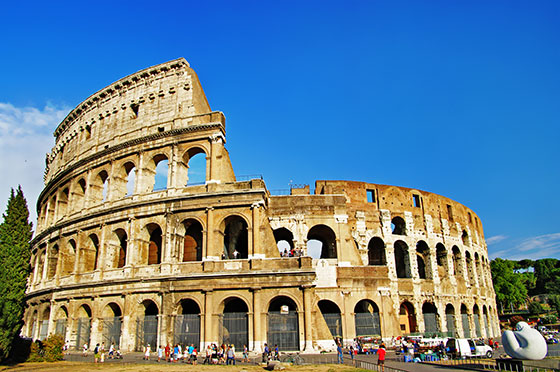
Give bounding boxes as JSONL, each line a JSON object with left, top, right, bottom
{"left": 462, "top": 314, "right": 471, "bottom": 338}
{"left": 221, "top": 312, "right": 248, "bottom": 349}
{"left": 136, "top": 316, "right": 158, "bottom": 351}
{"left": 322, "top": 313, "right": 343, "bottom": 338}
{"left": 39, "top": 320, "right": 48, "bottom": 340}
{"left": 355, "top": 312, "right": 381, "bottom": 337}
{"left": 55, "top": 319, "right": 67, "bottom": 338}
{"left": 347, "top": 358, "right": 408, "bottom": 372}
{"left": 102, "top": 317, "right": 122, "bottom": 348}
{"left": 76, "top": 318, "right": 91, "bottom": 350}
{"left": 268, "top": 311, "right": 300, "bottom": 351}
{"left": 430, "top": 358, "right": 560, "bottom": 372}
{"left": 474, "top": 314, "right": 482, "bottom": 337}
{"left": 424, "top": 313, "right": 439, "bottom": 333}
{"left": 174, "top": 314, "right": 200, "bottom": 346}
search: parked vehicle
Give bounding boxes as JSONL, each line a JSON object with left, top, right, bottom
{"left": 445, "top": 338, "right": 493, "bottom": 358}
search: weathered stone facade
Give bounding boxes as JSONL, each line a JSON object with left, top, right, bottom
{"left": 24, "top": 58, "right": 499, "bottom": 352}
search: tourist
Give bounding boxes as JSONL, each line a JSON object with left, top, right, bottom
{"left": 204, "top": 345, "right": 212, "bottom": 364}
{"left": 165, "top": 343, "right": 170, "bottom": 362}
{"left": 109, "top": 342, "right": 115, "bottom": 359}
{"left": 172, "top": 344, "right": 179, "bottom": 362}
{"left": 243, "top": 344, "right": 249, "bottom": 362}
{"left": 274, "top": 344, "right": 279, "bottom": 360}
{"left": 377, "top": 343, "right": 386, "bottom": 372}
{"left": 233, "top": 249, "right": 240, "bottom": 259}
{"left": 94, "top": 343, "right": 100, "bottom": 363}
{"left": 337, "top": 342, "right": 343, "bottom": 364}
{"left": 82, "top": 342, "right": 88, "bottom": 357}
{"left": 158, "top": 344, "right": 163, "bottom": 362}
{"left": 226, "top": 344, "right": 236, "bottom": 365}
{"left": 144, "top": 343, "right": 151, "bottom": 360}
{"left": 191, "top": 347, "right": 198, "bottom": 365}
{"left": 183, "top": 344, "right": 189, "bottom": 362}
{"left": 100, "top": 342, "right": 106, "bottom": 363}
{"left": 263, "top": 343, "right": 270, "bottom": 363}
{"left": 349, "top": 345, "right": 354, "bottom": 364}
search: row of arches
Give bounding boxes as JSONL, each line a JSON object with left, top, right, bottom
{"left": 274, "top": 225, "right": 338, "bottom": 259}
{"left": 390, "top": 216, "right": 475, "bottom": 246}
{"left": 39, "top": 148, "right": 208, "bottom": 230}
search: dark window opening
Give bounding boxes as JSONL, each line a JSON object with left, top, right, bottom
{"left": 391, "top": 217, "right": 406, "bottom": 235}
{"left": 307, "top": 224, "right": 337, "bottom": 259}
{"left": 223, "top": 216, "right": 248, "bottom": 259}
{"left": 367, "top": 189, "right": 375, "bottom": 203}
{"left": 447, "top": 204, "right": 453, "bottom": 221}
{"left": 367, "top": 237, "right": 386, "bottom": 265}
{"left": 413, "top": 194, "right": 421, "bottom": 208}
{"left": 130, "top": 103, "right": 139, "bottom": 118}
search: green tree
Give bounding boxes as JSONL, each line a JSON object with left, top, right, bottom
{"left": 534, "top": 258, "right": 559, "bottom": 294}
{"left": 491, "top": 258, "right": 528, "bottom": 312}
{"left": 0, "top": 186, "right": 33, "bottom": 361}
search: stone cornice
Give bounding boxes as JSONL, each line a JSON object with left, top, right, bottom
{"left": 53, "top": 58, "right": 189, "bottom": 140}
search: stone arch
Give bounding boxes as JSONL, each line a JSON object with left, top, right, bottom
{"left": 145, "top": 223, "right": 162, "bottom": 265}
{"left": 394, "top": 240, "right": 411, "bottom": 278}
{"left": 445, "top": 304, "right": 456, "bottom": 336}
{"left": 152, "top": 154, "right": 169, "bottom": 191}
{"left": 113, "top": 228, "right": 127, "bottom": 268}
{"left": 29, "top": 309, "right": 39, "bottom": 339}
{"left": 54, "top": 305, "right": 68, "bottom": 337}
{"left": 57, "top": 187, "right": 69, "bottom": 219}
{"left": 183, "top": 147, "right": 207, "bottom": 186}
{"left": 465, "top": 251, "right": 476, "bottom": 285}
{"left": 436, "top": 243, "right": 448, "bottom": 276}
{"left": 46, "top": 244, "right": 59, "bottom": 279}
{"left": 113, "top": 161, "right": 136, "bottom": 199}
{"left": 307, "top": 224, "right": 337, "bottom": 259}
{"left": 221, "top": 215, "right": 249, "bottom": 259}
{"left": 73, "top": 178, "right": 87, "bottom": 211}
{"left": 221, "top": 297, "right": 249, "bottom": 349}
{"left": 61, "top": 239, "right": 76, "bottom": 276}
{"left": 473, "top": 304, "right": 482, "bottom": 337}
{"left": 38, "top": 306, "right": 51, "bottom": 340}
{"left": 462, "top": 230, "right": 469, "bottom": 246}
{"left": 137, "top": 299, "right": 159, "bottom": 351}
{"left": 274, "top": 227, "right": 294, "bottom": 255}
{"left": 268, "top": 296, "right": 300, "bottom": 350}
{"left": 399, "top": 301, "right": 416, "bottom": 334}
{"left": 422, "top": 302, "right": 439, "bottom": 333}
{"left": 36, "top": 249, "right": 45, "bottom": 282}
{"left": 354, "top": 299, "right": 381, "bottom": 337}
{"left": 416, "top": 240, "right": 431, "bottom": 279}
{"left": 90, "top": 169, "right": 109, "bottom": 204}
{"left": 460, "top": 304, "right": 470, "bottom": 338}
{"left": 452, "top": 245, "right": 463, "bottom": 278}
{"left": 102, "top": 302, "right": 122, "bottom": 348}
{"left": 391, "top": 216, "right": 406, "bottom": 235}
{"left": 318, "top": 300, "right": 342, "bottom": 339}
{"left": 175, "top": 298, "right": 201, "bottom": 347}
{"left": 81, "top": 233, "right": 99, "bottom": 272}
{"left": 76, "top": 304, "right": 92, "bottom": 349}
{"left": 367, "top": 237, "right": 386, "bottom": 266}
{"left": 482, "top": 305, "right": 490, "bottom": 338}
{"left": 181, "top": 219, "right": 203, "bottom": 262}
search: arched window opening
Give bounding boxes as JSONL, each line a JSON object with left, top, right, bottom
{"left": 222, "top": 298, "right": 249, "bottom": 349}
{"left": 354, "top": 300, "right": 381, "bottom": 337}
{"left": 182, "top": 219, "right": 203, "bottom": 262}
{"left": 475, "top": 253, "right": 484, "bottom": 286}
{"left": 307, "top": 224, "right": 337, "bottom": 259}
{"left": 274, "top": 227, "right": 294, "bottom": 256}
{"left": 98, "top": 170, "right": 109, "bottom": 202}
{"left": 445, "top": 304, "right": 456, "bottom": 337}
{"left": 460, "top": 304, "right": 470, "bottom": 338}
{"left": 462, "top": 230, "right": 469, "bottom": 246}
{"left": 473, "top": 304, "right": 482, "bottom": 337}
{"left": 55, "top": 306, "right": 68, "bottom": 338}
{"left": 223, "top": 216, "right": 248, "bottom": 259}
{"left": 416, "top": 241, "right": 431, "bottom": 279}
{"left": 465, "top": 251, "right": 475, "bottom": 285}
{"left": 394, "top": 240, "right": 411, "bottom": 278}
{"left": 115, "top": 229, "right": 127, "bottom": 268}
{"left": 367, "top": 237, "right": 386, "bottom": 266}
{"left": 422, "top": 302, "right": 439, "bottom": 334}
{"left": 102, "top": 303, "right": 122, "bottom": 349}
{"left": 452, "top": 246, "right": 463, "bottom": 278}
{"left": 399, "top": 301, "right": 417, "bottom": 335}
{"left": 47, "top": 244, "right": 59, "bottom": 279}
{"left": 61, "top": 240, "right": 76, "bottom": 276}
{"left": 137, "top": 300, "right": 159, "bottom": 351}
{"left": 185, "top": 149, "right": 207, "bottom": 186}
{"left": 436, "top": 243, "right": 447, "bottom": 267}
{"left": 124, "top": 162, "right": 136, "bottom": 196}
{"left": 483, "top": 306, "right": 490, "bottom": 338}
{"left": 57, "top": 188, "right": 69, "bottom": 219}
{"left": 153, "top": 155, "right": 169, "bottom": 191}
{"left": 81, "top": 234, "right": 99, "bottom": 272}
{"left": 76, "top": 305, "right": 92, "bottom": 350}
{"left": 318, "top": 300, "right": 342, "bottom": 340}
{"left": 74, "top": 178, "right": 87, "bottom": 211}
{"left": 391, "top": 216, "right": 406, "bottom": 235}
{"left": 39, "top": 307, "right": 50, "bottom": 340}
{"left": 175, "top": 299, "right": 201, "bottom": 347}
{"left": 147, "top": 224, "right": 162, "bottom": 265}
{"left": 36, "top": 250, "right": 45, "bottom": 282}
{"left": 268, "top": 297, "right": 300, "bottom": 351}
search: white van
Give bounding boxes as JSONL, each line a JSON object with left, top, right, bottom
{"left": 445, "top": 338, "right": 493, "bottom": 358}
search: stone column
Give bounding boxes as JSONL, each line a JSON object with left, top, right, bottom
{"left": 250, "top": 202, "right": 262, "bottom": 258}
{"left": 252, "top": 288, "right": 263, "bottom": 351}
{"left": 341, "top": 290, "right": 352, "bottom": 344}
{"left": 409, "top": 245, "right": 419, "bottom": 281}
{"left": 302, "top": 285, "right": 314, "bottom": 352}
{"left": 204, "top": 207, "right": 216, "bottom": 260}
{"left": 203, "top": 290, "right": 214, "bottom": 348}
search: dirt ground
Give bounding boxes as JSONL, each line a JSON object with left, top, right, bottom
{"left": 0, "top": 362, "right": 369, "bottom": 372}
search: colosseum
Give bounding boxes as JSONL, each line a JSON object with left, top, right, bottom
{"left": 23, "top": 58, "right": 499, "bottom": 352}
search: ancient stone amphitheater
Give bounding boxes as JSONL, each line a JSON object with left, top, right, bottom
{"left": 24, "top": 58, "right": 499, "bottom": 352}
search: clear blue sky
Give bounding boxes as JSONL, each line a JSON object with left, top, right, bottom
{"left": 0, "top": 0, "right": 558, "bottom": 260}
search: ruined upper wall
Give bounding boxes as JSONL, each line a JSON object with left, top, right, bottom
{"left": 44, "top": 58, "right": 222, "bottom": 184}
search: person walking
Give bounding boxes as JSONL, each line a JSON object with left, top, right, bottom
{"left": 158, "top": 344, "right": 163, "bottom": 362}
{"left": 337, "top": 342, "right": 343, "bottom": 364}
{"left": 226, "top": 344, "right": 236, "bottom": 365}
{"left": 243, "top": 344, "right": 248, "bottom": 363}
{"left": 100, "top": 342, "right": 106, "bottom": 363}
{"left": 377, "top": 343, "right": 386, "bottom": 372}
{"left": 93, "top": 343, "right": 100, "bottom": 363}
{"left": 144, "top": 343, "right": 151, "bottom": 360}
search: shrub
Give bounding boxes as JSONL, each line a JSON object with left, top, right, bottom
{"left": 43, "top": 334, "right": 64, "bottom": 362}
{"left": 509, "top": 315, "right": 525, "bottom": 327}
{"left": 528, "top": 301, "right": 545, "bottom": 315}
{"left": 27, "top": 341, "right": 43, "bottom": 362}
